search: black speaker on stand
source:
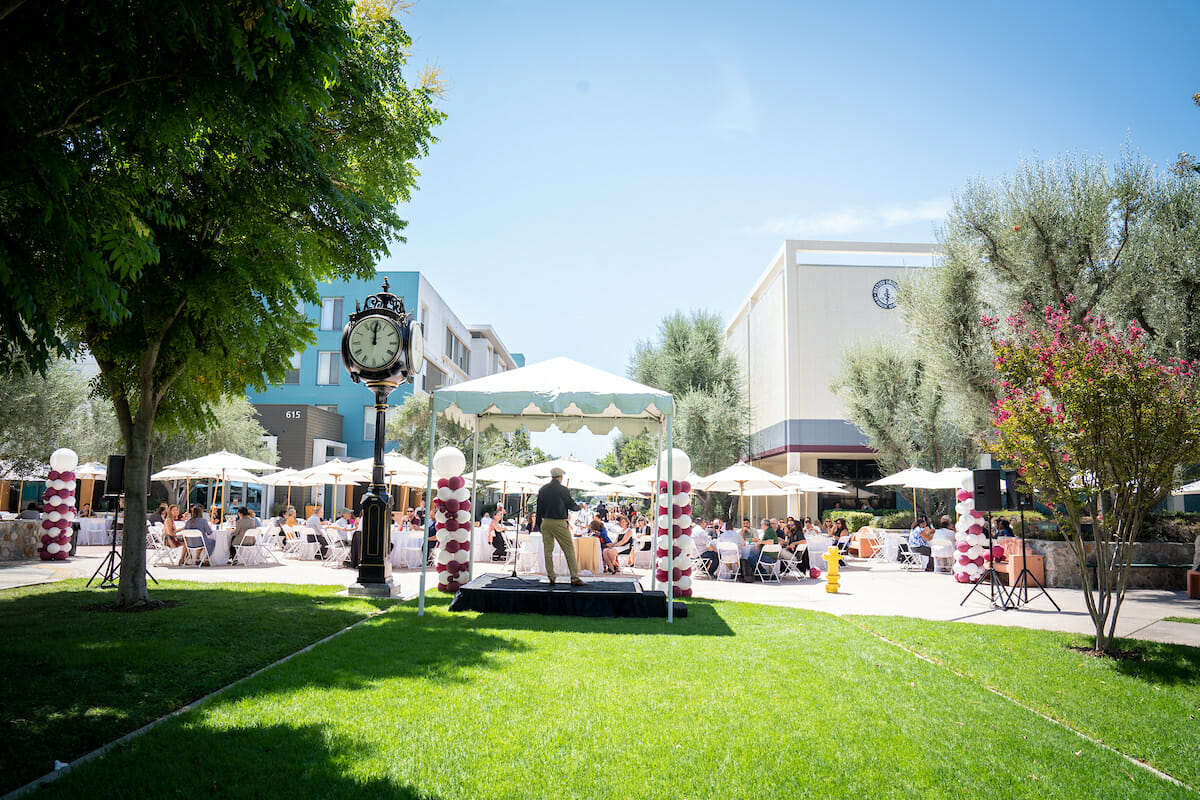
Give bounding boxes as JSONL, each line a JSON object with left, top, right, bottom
{"left": 1001, "top": 470, "right": 1059, "bottom": 611}
{"left": 87, "top": 454, "right": 157, "bottom": 589}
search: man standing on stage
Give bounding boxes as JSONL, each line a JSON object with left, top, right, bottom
{"left": 536, "top": 466, "right": 585, "bottom": 586}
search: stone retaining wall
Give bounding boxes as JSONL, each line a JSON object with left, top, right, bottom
{"left": 0, "top": 520, "right": 41, "bottom": 562}
{"left": 1022, "top": 540, "right": 1194, "bottom": 590}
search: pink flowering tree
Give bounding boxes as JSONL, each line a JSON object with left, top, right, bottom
{"left": 987, "top": 304, "right": 1200, "bottom": 654}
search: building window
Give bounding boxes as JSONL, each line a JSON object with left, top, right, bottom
{"left": 317, "top": 352, "right": 340, "bottom": 385}
{"left": 320, "top": 298, "right": 344, "bottom": 331}
{"left": 283, "top": 352, "right": 301, "bottom": 385}
{"left": 446, "top": 330, "right": 470, "bottom": 373}
{"left": 364, "top": 406, "right": 375, "bottom": 441}
{"left": 424, "top": 363, "right": 445, "bottom": 393}
{"left": 316, "top": 404, "right": 338, "bottom": 414}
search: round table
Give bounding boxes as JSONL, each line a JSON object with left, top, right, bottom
{"left": 78, "top": 517, "right": 114, "bottom": 545}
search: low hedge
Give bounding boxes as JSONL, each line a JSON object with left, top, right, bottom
{"left": 825, "top": 510, "right": 873, "bottom": 532}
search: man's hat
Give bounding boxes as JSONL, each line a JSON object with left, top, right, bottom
{"left": 550, "top": 467, "right": 566, "bottom": 478}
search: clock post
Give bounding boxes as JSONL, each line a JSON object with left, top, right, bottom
{"left": 341, "top": 279, "right": 424, "bottom": 597}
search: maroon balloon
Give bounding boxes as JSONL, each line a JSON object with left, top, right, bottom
{"left": 445, "top": 499, "right": 460, "bottom": 515}
{"left": 680, "top": 481, "right": 691, "bottom": 494}
{"left": 672, "top": 585, "right": 683, "bottom": 597}
{"left": 54, "top": 551, "right": 68, "bottom": 560}
{"left": 681, "top": 504, "right": 692, "bottom": 516}
{"left": 956, "top": 541, "right": 970, "bottom": 552}
{"left": 444, "top": 519, "right": 459, "bottom": 532}
{"left": 60, "top": 472, "right": 75, "bottom": 482}
{"left": 447, "top": 476, "right": 464, "bottom": 491}
{"left": 672, "top": 567, "right": 682, "bottom": 581}
{"left": 655, "top": 569, "right": 668, "bottom": 582}
{"left": 672, "top": 546, "right": 681, "bottom": 558}
{"left": 671, "top": 481, "right": 681, "bottom": 493}
{"left": 656, "top": 548, "right": 667, "bottom": 558}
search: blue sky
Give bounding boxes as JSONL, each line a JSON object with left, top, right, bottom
{"left": 381, "top": 0, "right": 1200, "bottom": 464}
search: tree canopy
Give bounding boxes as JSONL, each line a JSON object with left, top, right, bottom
{"left": 1, "top": 1, "right": 443, "bottom": 607}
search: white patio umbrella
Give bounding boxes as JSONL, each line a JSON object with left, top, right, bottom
{"left": 1172, "top": 479, "right": 1200, "bottom": 495}
{"left": 695, "top": 461, "right": 791, "bottom": 522}
{"left": 780, "top": 470, "right": 848, "bottom": 517}
{"left": 0, "top": 462, "right": 46, "bottom": 513}
{"left": 524, "top": 455, "right": 613, "bottom": 487}
{"left": 614, "top": 464, "right": 704, "bottom": 490}
{"left": 920, "top": 466, "right": 975, "bottom": 490}
{"left": 293, "top": 458, "right": 372, "bottom": 515}
{"left": 166, "top": 450, "right": 278, "bottom": 516}
{"left": 585, "top": 483, "right": 648, "bottom": 498}
{"left": 258, "top": 468, "right": 322, "bottom": 509}
{"left": 869, "top": 467, "right": 937, "bottom": 515}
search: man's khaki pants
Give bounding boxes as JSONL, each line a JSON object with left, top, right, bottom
{"left": 540, "top": 518, "right": 579, "bottom": 581}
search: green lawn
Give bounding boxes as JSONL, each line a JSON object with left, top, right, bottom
{"left": 0, "top": 580, "right": 389, "bottom": 794}
{"left": 1164, "top": 616, "right": 1200, "bottom": 625}
{"left": 16, "top": 592, "right": 1198, "bottom": 799}
{"left": 848, "top": 615, "right": 1200, "bottom": 790}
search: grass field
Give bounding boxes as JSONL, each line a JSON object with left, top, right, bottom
{"left": 0, "top": 580, "right": 388, "bottom": 793}
{"left": 5, "top": 586, "right": 1195, "bottom": 799}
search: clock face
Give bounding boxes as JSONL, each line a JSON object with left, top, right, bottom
{"left": 407, "top": 320, "right": 424, "bottom": 373}
{"left": 872, "top": 279, "right": 898, "bottom": 309}
{"left": 347, "top": 316, "right": 402, "bottom": 370}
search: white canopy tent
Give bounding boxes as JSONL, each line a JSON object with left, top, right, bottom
{"left": 421, "top": 357, "right": 678, "bottom": 619}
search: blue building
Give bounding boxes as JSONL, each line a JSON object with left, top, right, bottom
{"left": 247, "top": 270, "right": 521, "bottom": 491}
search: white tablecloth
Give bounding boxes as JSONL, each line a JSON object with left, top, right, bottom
{"left": 390, "top": 529, "right": 426, "bottom": 568}
{"left": 209, "top": 530, "right": 232, "bottom": 566}
{"left": 78, "top": 517, "right": 113, "bottom": 545}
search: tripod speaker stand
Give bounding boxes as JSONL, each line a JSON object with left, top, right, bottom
{"left": 85, "top": 495, "right": 158, "bottom": 589}
{"left": 959, "top": 511, "right": 1014, "bottom": 610}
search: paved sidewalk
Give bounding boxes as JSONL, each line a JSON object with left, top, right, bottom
{"left": 4, "top": 546, "right": 1198, "bottom": 648}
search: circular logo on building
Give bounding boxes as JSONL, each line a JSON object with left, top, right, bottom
{"left": 871, "top": 279, "right": 898, "bottom": 309}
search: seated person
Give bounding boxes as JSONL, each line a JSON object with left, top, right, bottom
{"left": 305, "top": 507, "right": 328, "bottom": 557}
{"left": 17, "top": 502, "right": 41, "bottom": 520}
{"left": 779, "top": 519, "right": 806, "bottom": 568}
{"left": 610, "top": 515, "right": 635, "bottom": 563}
{"left": 148, "top": 503, "right": 166, "bottom": 525}
{"left": 79, "top": 503, "right": 94, "bottom": 518}
{"left": 333, "top": 507, "right": 357, "bottom": 534}
{"left": 183, "top": 504, "right": 215, "bottom": 564}
{"left": 588, "top": 519, "right": 620, "bottom": 574}
{"left": 831, "top": 518, "right": 851, "bottom": 553}
{"left": 907, "top": 516, "right": 934, "bottom": 572}
{"left": 994, "top": 517, "right": 1015, "bottom": 537}
{"left": 702, "top": 526, "right": 745, "bottom": 577}
{"left": 163, "top": 504, "right": 184, "bottom": 548}
{"left": 231, "top": 505, "right": 258, "bottom": 550}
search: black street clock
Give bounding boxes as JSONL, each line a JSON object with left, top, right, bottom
{"left": 340, "top": 278, "right": 424, "bottom": 597}
{"left": 341, "top": 279, "right": 424, "bottom": 384}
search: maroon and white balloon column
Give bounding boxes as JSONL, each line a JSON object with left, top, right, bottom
{"left": 654, "top": 449, "right": 694, "bottom": 598}
{"left": 40, "top": 448, "right": 78, "bottom": 561}
{"left": 953, "top": 473, "right": 989, "bottom": 583}
{"left": 431, "top": 447, "right": 471, "bottom": 593}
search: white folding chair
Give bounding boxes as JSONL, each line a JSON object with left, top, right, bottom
{"left": 805, "top": 535, "right": 832, "bottom": 573}
{"left": 516, "top": 533, "right": 544, "bottom": 574}
{"left": 779, "top": 543, "right": 808, "bottom": 580}
{"left": 755, "top": 543, "right": 782, "bottom": 582}
{"left": 897, "top": 541, "right": 926, "bottom": 571}
{"left": 716, "top": 542, "right": 741, "bottom": 581}
{"left": 181, "top": 533, "right": 211, "bottom": 567}
{"left": 322, "top": 532, "right": 350, "bottom": 567}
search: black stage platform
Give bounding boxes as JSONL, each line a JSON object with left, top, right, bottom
{"left": 447, "top": 574, "right": 683, "bottom": 618}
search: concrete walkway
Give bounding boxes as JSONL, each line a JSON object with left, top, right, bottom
{"left": 4, "top": 546, "right": 1198, "bottom": 648}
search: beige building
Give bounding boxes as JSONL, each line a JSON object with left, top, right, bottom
{"left": 724, "top": 240, "right": 940, "bottom": 519}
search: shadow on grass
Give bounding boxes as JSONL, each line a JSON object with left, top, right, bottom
{"left": 43, "top": 720, "right": 437, "bottom": 800}
{"left": 447, "top": 594, "right": 735, "bottom": 637}
{"left": 1106, "top": 637, "right": 1200, "bottom": 686}
{"left": 0, "top": 581, "right": 392, "bottom": 794}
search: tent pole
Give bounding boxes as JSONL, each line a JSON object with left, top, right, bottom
{"left": 665, "top": 415, "right": 675, "bottom": 624}
{"left": 468, "top": 417, "right": 480, "bottom": 582}
{"left": 418, "top": 398, "right": 438, "bottom": 617}
{"left": 651, "top": 424, "right": 664, "bottom": 592}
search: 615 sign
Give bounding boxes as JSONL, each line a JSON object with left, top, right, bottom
{"left": 284, "top": 410, "right": 302, "bottom": 420}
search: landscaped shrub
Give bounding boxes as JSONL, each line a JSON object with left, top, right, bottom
{"left": 876, "top": 510, "right": 914, "bottom": 530}
{"left": 826, "top": 510, "right": 873, "bottom": 532}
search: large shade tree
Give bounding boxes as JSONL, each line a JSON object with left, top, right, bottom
{"left": 906, "top": 151, "right": 1200, "bottom": 435}
{"left": 1, "top": 1, "right": 443, "bottom": 607}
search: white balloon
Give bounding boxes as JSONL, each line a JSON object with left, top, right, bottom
{"left": 61, "top": 510, "right": 75, "bottom": 523}
{"left": 48, "top": 510, "right": 61, "bottom": 522}
{"left": 966, "top": 546, "right": 982, "bottom": 559}
{"left": 456, "top": 510, "right": 470, "bottom": 525}
{"left": 656, "top": 534, "right": 671, "bottom": 549}
{"left": 49, "top": 448, "right": 78, "bottom": 472}
{"left": 46, "top": 542, "right": 60, "bottom": 554}
{"left": 677, "top": 515, "right": 692, "bottom": 529}
{"left": 452, "top": 487, "right": 470, "bottom": 503}
{"left": 48, "top": 495, "right": 62, "bottom": 507}
{"left": 437, "top": 487, "right": 451, "bottom": 502}
{"left": 677, "top": 575, "right": 693, "bottom": 591}
{"left": 657, "top": 515, "right": 670, "bottom": 529}
{"left": 674, "top": 492, "right": 688, "bottom": 507}
{"left": 431, "top": 446, "right": 466, "bottom": 477}
{"left": 453, "top": 550, "right": 469, "bottom": 564}
{"left": 437, "top": 550, "right": 453, "bottom": 565}
{"left": 656, "top": 556, "right": 670, "bottom": 572}
{"left": 672, "top": 556, "right": 690, "bottom": 570}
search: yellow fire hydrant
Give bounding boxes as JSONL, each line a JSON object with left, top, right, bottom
{"left": 823, "top": 547, "right": 841, "bottom": 593}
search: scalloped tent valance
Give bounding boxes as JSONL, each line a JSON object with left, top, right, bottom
{"left": 431, "top": 356, "right": 674, "bottom": 436}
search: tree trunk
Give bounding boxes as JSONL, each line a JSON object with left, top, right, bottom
{"left": 113, "top": 402, "right": 155, "bottom": 608}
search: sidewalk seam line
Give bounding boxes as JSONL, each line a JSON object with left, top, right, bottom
{"left": 841, "top": 617, "right": 1196, "bottom": 794}
{"left": 1, "top": 599, "right": 403, "bottom": 800}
